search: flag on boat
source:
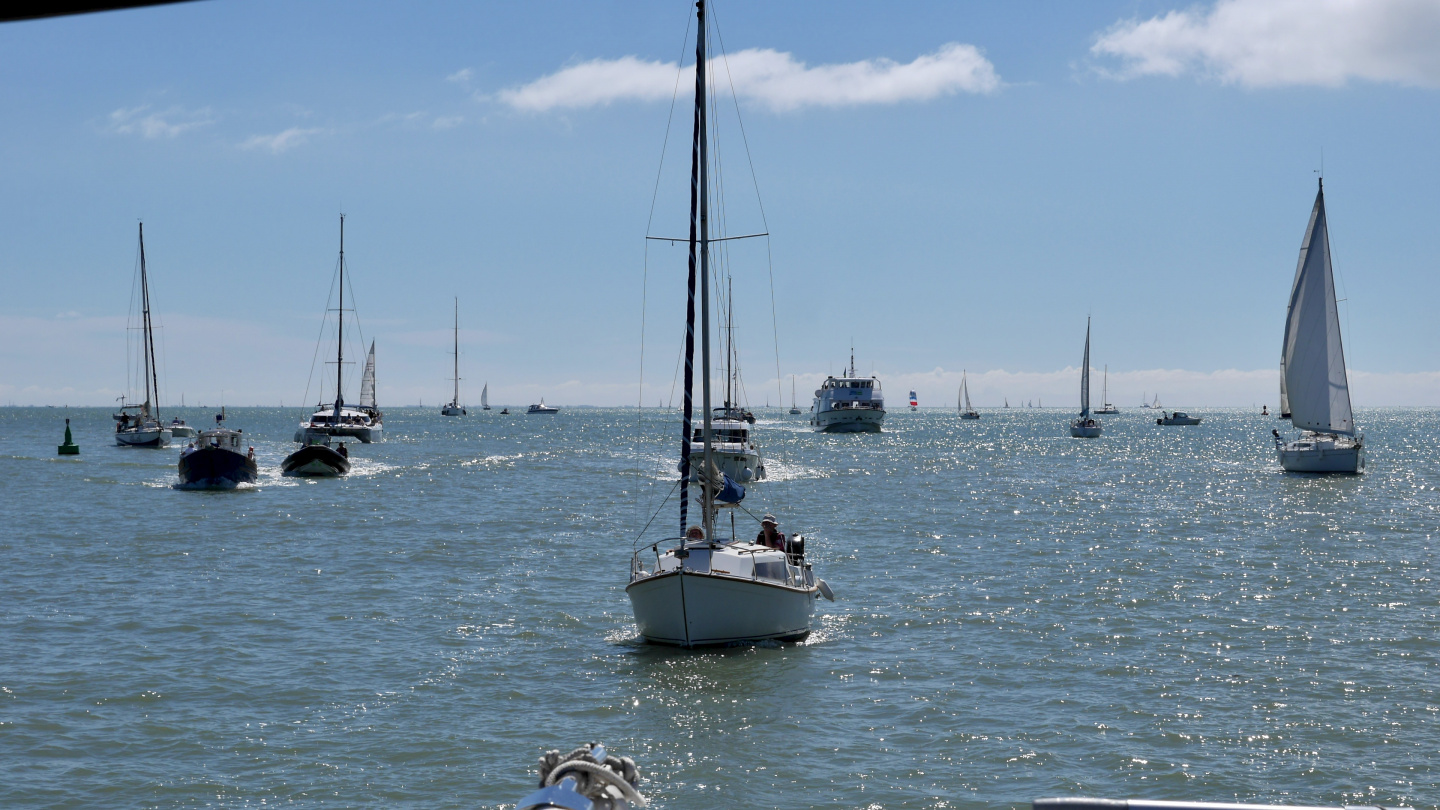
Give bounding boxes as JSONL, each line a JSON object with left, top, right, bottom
{"left": 909, "top": 391, "right": 918, "bottom": 408}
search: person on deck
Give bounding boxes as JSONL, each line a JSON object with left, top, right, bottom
{"left": 755, "top": 515, "right": 785, "bottom": 550}
{"left": 685, "top": 525, "right": 704, "bottom": 541}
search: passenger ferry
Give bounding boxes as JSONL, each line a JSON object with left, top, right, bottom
{"left": 811, "top": 353, "right": 885, "bottom": 433}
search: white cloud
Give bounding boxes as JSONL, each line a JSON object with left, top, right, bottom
{"left": 431, "top": 115, "right": 464, "bottom": 130}
{"left": 447, "top": 68, "right": 473, "bottom": 84}
{"left": 240, "top": 127, "right": 323, "bottom": 154}
{"left": 498, "top": 43, "right": 1000, "bottom": 112}
{"left": 107, "top": 104, "right": 215, "bottom": 138}
{"left": 1092, "top": 0, "right": 1440, "bottom": 87}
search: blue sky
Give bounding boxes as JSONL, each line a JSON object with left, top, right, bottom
{"left": 1, "top": 0, "right": 1437, "bottom": 408}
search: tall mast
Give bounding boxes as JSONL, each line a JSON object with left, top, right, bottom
{"left": 138, "top": 223, "right": 160, "bottom": 421}
{"left": 335, "top": 215, "right": 346, "bottom": 416}
{"left": 677, "top": 0, "right": 705, "bottom": 537}
{"left": 697, "top": 0, "right": 714, "bottom": 541}
{"left": 849, "top": 344, "right": 855, "bottom": 377}
{"left": 453, "top": 297, "right": 461, "bottom": 405}
{"left": 725, "top": 276, "right": 733, "bottom": 410}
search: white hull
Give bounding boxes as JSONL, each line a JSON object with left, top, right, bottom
{"left": 627, "top": 569, "right": 817, "bottom": 646}
{"left": 1070, "top": 421, "right": 1102, "bottom": 438}
{"left": 116, "top": 427, "right": 171, "bottom": 447}
{"left": 813, "top": 407, "right": 884, "bottom": 433}
{"left": 169, "top": 425, "right": 197, "bottom": 438}
{"left": 1278, "top": 434, "right": 1363, "bottom": 474}
{"left": 1158, "top": 417, "right": 1201, "bottom": 425}
{"left": 294, "top": 424, "right": 382, "bottom": 443}
{"left": 441, "top": 405, "right": 466, "bottom": 416}
{"left": 688, "top": 444, "right": 764, "bottom": 482}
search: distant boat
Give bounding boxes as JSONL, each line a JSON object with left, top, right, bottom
{"left": 168, "top": 417, "right": 196, "bottom": 439}
{"left": 481, "top": 383, "right": 490, "bottom": 410}
{"left": 441, "top": 298, "right": 466, "bottom": 416}
{"left": 282, "top": 433, "right": 351, "bottom": 477}
{"left": 1272, "top": 178, "right": 1363, "bottom": 473}
{"left": 812, "top": 348, "right": 885, "bottom": 433}
{"left": 789, "top": 375, "right": 801, "bottom": 415}
{"left": 958, "top": 371, "right": 979, "bottom": 420}
{"left": 909, "top": 390, "right": 918, "bottom": 411}
{"left": 1069, "top": 318, "right": 1102, "bottom": 438}
{"left": 295, "top": 216, "right": 383, "bottom": 444}
{"left": 114, "top": 223, "right": 170, "bottom": 448}
{"left": 527, "top": 400, "right": 559, "bottom": 414}
{"left": 499, "top": 407, "right": 510, "bottom": 415}
{"left": 1095, "top": 365, "right": 1119, "bottom": 414}
{"left": 1157, "top": 411, "right": 1202, "bottom": 426}
{"left": 1004, "top": 398, "right": 1009, "bottom": 408}
{"left": 178, "top": 410, "right": 258, "bottom": 488}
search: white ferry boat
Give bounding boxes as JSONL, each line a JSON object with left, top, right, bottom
{"left": 811, "top": 352, "right": 885, "bottom": 433}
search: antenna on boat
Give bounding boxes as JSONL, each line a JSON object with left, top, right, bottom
{"left": 849, "top": 342, "right": 855, "bottom": 377}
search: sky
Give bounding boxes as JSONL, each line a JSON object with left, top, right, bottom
{"left": 1, "top": 0, "right": 1438, "bottom": 409}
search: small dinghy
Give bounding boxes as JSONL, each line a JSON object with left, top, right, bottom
{"left": 178, "top": 411, "right": 258, "bottom": 488}
{"left": 282, "top": 435, "right": 350, "bottom": 477}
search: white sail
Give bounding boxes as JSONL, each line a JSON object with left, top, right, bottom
{"left": 481, "top": 383, "right": 488, "bottom": 409}
{"left": 1282, "top": 182, "right": 1354, "bottom": 435}
{"left": 1079, "top": 318, "right": 1091, "bottom": 417}
{"left": 959, "top": 372, "right": 973, "bottom": 412}
{"left": 359, "top": 341, "right": 377, "bottom": 409}
{"left": 1278, "top": 361, "right": 1290, "bottom": 416}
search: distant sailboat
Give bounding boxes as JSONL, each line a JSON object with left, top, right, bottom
{"left": 481, "top": 383, "right": 490, "bottom": 410}
{"left": 442, "top": 298, "right": 466, "bottom": 415}
{"left": 789, "top": 375, "right": 801, "bottom": 415}
{"left": 958, "top": 371, "right": 979, "bottom": 419}
{"left": 114, "top": 223, "right": 170, "bottom": 448}
{"left": 1069, "top": 318, "right": 1101, "bottom": 438}
{"left": 909, "top": 390, "right": 918, "bottom": 411}
{"left": 1273, "top": 178, "right": 1363, "bottom": 473}
{"left": 1095, "top": 365, "right": 1119, "bottom": 414}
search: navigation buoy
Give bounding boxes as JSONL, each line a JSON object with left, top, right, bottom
{"left": 58, "top": 418, "right": 80, "bottom": 455}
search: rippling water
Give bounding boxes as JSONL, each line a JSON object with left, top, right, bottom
{"left": 2, "top": 406, "right": 1437, "bottom": 808}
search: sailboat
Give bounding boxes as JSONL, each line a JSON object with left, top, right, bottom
{"left": 909, "top": 391, "right": 918, "bottom": 411}
{"left": 114, "top": 223, "right": 171, "bottom": 447}
{"left": 789, "top": 375, "right": 801, "bottom": 415}
{"left": 441, "top": 298, "right": 466, "bottom": 415}
{"left": 293, "top": 215, "right": 383, "bottom": 445}
{"left": 692, "top": 276, "right": 764, "bottom": 482}
{"left": 1069, "top": 318, "right": 1102, "bottom": 438}
{"left": 1095, "top": 365, "right": 1119, "bottom": 413}
{"left": 628, "top": 0, "right": 829, "bottom": 646}
{"left": 958, "top": 371, "right": 979, "bottom": 419}
{"left": 1273, "top": 178, "right": 1363, "bottom": 473}
{"left": 481, "top": 383, "right": 490, "bottom": 410}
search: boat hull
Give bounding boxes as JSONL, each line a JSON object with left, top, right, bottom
{"left": 1070, "top": 421, "right": 1102, "bottom": 438}
{"left": 294, "top": 424, "right": 381, "bottom": 443}
{"left": 116, "top": 427, "right": 171, "bottom": 447}
{"left": 281, "top": 445, "right": 351, "bottom": 477}
{"left": 813, "top": 407, "right": 884, "bottom": 433}
{"left": 626, "top": 570, "right": 817, "bottom": 647}
{"left": 1158, "top": 417, "right": 1202, "bottom": 425}
{"left": 178, "top": 447, "right": 258, "bottom": 488}
{"left": 687, "top": 445, "right": 764, "bottom": 483}
{"left": 960, "top": 412, "right": 980, "bottom": 420}
{"left": 440, "top": 406, "right": 466, "bottom": 416}
{"left": 169, "top": 425, "right": 197, "bottom": 439}
{"left": 1278, "top": 437, "right": 1363, "bottom": 474}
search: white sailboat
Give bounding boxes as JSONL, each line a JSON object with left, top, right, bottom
{"left": 441, "top": 298, "right": 466, "bottom": 415}
{"left": 1069, "top": 318, "right": 1102, "bottom": 438}
{"left": 1273, "top": 179, "right": 1363, "bottom": 473}
{"left": 958, "top": 370, "right": 979, "bottom": 419}
{"left": 481, "top": 383, "right": 490, "bottom": 411}
{"left": 628, "top": 0, "right": 828, "bottom": 646}
{"left": 789, "top": 375, "right": 801, "bottom": 415}
{"left": 1095, "top": 365, "right": 1119, "bottom": 414}
{"left": 114, "top": 223, "right": 171, "bottom": 447}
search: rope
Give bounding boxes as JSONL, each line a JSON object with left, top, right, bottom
{"left": 537, "top": 744, "right": 646, "bottom": 807}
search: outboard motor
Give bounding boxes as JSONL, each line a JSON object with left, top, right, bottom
{"left": 784, "top": 534, "right": 805, "bottom": 565}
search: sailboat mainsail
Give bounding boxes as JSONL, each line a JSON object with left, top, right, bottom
{"left": 1282, "top": 179, "right": 1354, "bottom": 436}
{"left": 1080, "top": 321, "right": 1091, "bottom": 418}
{"left": 481, "top": 383, "right": 489, "bottom": 410}
{"left": 359, "top": 342, "right": 377, "bottom": 411}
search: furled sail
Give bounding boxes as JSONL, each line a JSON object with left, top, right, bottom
{"left": 1282, "top": 181, "right": 1354, "bottom": 435}
{"left": 1079, "top": 318, "right": 1091, "bottom": 417}
{"left": 359, "top": 341, "right": 377, "bottom": 409}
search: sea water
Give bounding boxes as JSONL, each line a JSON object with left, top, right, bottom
{"left": 1, "top": 406, "right": 1437, "bottom": 808}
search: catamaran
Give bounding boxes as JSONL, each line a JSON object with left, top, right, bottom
{"left": 958, "top": 371, "right": 979, "bottom": 420}
{"left": 1069, "top": 318, "right": 1102, "bottom": 438}
{"left": 1273, "top": 179, "right": 1363, "bottom": 473}
{"left": 114, "top": 223, "right": 170, "bottom": 447}
{"left": 627, "top": 0, "right": 830, "bottom": 646}
{"left": 441, "top": 298, "right": 466, "bottom": 415}
{"left": 294, "top": 216, "right": 383, "bottom": 444}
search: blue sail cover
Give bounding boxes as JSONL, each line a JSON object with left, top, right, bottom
{"left": 716, "top": 473, "right": 746, "bottom": 504}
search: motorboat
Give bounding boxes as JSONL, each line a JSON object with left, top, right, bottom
{"left": 811, "top": 349, "right": 885, "bottom": 433}
{"left": 282, "top": 434, "right": 351, "bottom": 477}
{"left": 177, "top": 411, "right": 258, "bottom": 488}
{"left": 628, "top": 1, "right": 830, "bottom": 646}
{"left": 295, "top": 216, "right": 384, "bottom": 444}
{"left": 441, "top": 298, "right": 466, "bottom": 415}
{"left": 958, "top": 371, "right": 979, "bottom": 420}
{"left": 527, "top": 400, "right": 559, "bottom": 414}
{"left": 1273, "top": 178, "right": 1363, "bottom": 473}
{"left": 499, "top": 407, "right": 509, "bottom": 415}
{"left": 168, "top": 417, "right": 197, "bottom": 439}
{"left": 1095, "top": 365, "right": 1119, "bottom": 414}
{"left": 1157, "top": 411, "right": 1201, "bottom": 425}
{"left": 114, "top": 223, "right": 170, "bottom": 448}
{"left": 1069, "top": 318, "right": 1102, "bottom": 438}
